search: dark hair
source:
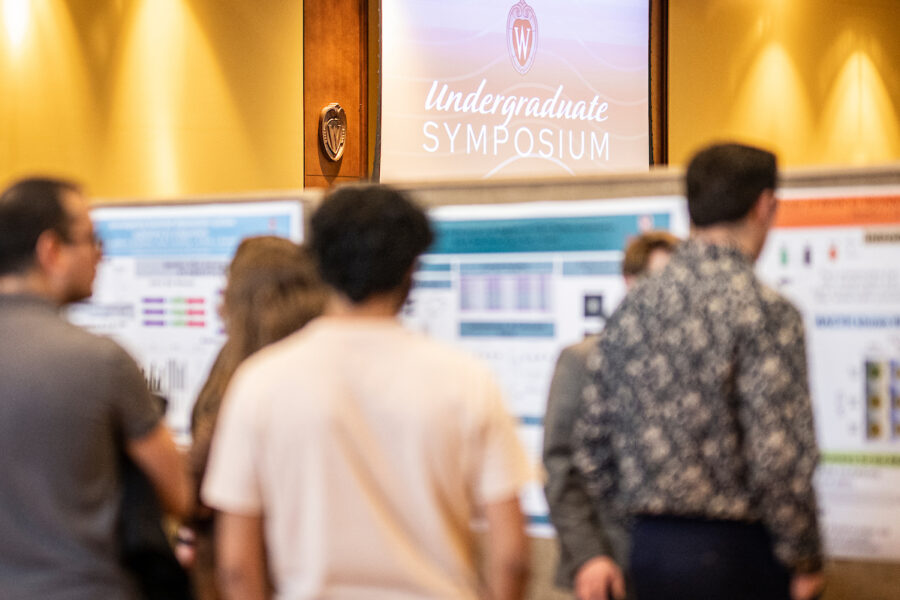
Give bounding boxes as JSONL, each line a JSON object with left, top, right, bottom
{"left": 0, "top": 177, "right": 82, "bottom": 275}
{"left": 310, "top": 184, "right": 434, "bottom": 303}
{"left": 622, "top": 230, "right": 680, "bottom": 277}
{"left": 686, "top": 143, "right": 777, "bottom": 227}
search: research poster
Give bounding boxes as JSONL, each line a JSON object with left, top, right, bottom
{"left": 381, "top": 0, "right": 650, "bottom": 182}
{"left": 757, "top": 189, "right": 900, "bottom": 561}
{"left": 68, "top": 200, "right": 304, "bottom": 443}
{"left": 401, "top": 197, "right": 690, "bottom": 532}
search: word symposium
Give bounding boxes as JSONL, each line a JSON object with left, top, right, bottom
{"left": 422, "top": 79, "right": 612, "bottom": 162}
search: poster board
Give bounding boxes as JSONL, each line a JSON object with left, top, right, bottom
{"left": 399, "top": 166, "right": 900, "bottom": 561}
{"left": 380, "top": 0, "right": 651, "bottom": 182}
{"left": 68, "top": 197, "right": 307, "bottom": 443}
{"left": 757, "top": 187, "right": 900, "bottom": 561}
{"left": 401, "top": 194, "right": 691, "bottom": 533}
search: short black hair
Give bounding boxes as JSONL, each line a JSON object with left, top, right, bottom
{"left": 0, "top": 177, "right": 82, "bottom": 275}
{"left": 310, "top": 184, "right": 434, "bottom": 303}
{"left": 686, "top": 143, "right": 777, "bottom": 227}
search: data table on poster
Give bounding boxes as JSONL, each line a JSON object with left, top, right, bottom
{"left": 401, "top": 197, "right": 690, "bottom": 532}
{"left": 67, "top": 200, "right": 304, "bottom": 443}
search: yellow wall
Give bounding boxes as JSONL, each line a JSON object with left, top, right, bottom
{"left": 669, "top": 0, "right": 900, "bottom": 167}
{"left": 3, "top": 1, "right": 898, "bottom": 196}
{"left": 0, "top": 0, "right": 303, "bottom": 198}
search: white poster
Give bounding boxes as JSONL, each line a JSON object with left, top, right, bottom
{"left": 68, "top": 200, "right": 304, "bottom": 443}
{"left": 402, "top": 197, "right": 690, "bottom": 533}
{"left": 758, "top": 189, "right": 900, "bottom": 561}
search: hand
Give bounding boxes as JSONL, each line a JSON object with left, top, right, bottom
{"left": 173, "top": 526, "right": 196, "bottom": 568}
{"left": 575, "top": 556, "right": 626, "bottom": 600}
{"left": 791, "top": 571, "right": 825, "bottom": 600}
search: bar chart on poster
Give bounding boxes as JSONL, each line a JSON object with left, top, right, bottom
{"left": 67, "top": 200, "right": 304, "bottom": 444}
{"left": 380, "top": 0, "right": 650, "bottom": 182}
{"left": 401, "top": 197, "right": 691, "bottom": 532}
{"left": 757, "top": 188, "right": 900, "bottom": 561}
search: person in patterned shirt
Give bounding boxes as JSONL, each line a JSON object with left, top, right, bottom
{"left": 573, "top": 143, "right": 825, "bottom": 600}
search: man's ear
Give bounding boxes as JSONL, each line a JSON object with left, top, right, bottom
{"left": 34, "top": 229, "right": 63, "bottom": 273}
{"left": 754, "top": 189, "right": 777, "bottom": 224}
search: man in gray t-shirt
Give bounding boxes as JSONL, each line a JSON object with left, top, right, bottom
{"left": 0, "top": 178, "right": 191, "bottom": 599}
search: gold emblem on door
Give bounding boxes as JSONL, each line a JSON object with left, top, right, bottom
{"left": 319, "top": 103, "right": 347, "bottom": 161}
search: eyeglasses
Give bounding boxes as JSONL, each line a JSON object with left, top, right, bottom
{"left": 63, "top": 231, "right": 103, "bottom": 253}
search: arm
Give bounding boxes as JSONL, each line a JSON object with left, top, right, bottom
{"left": 543, "top": 343, "right": 618, "bottom": 590}
{"left": 483, "top": 496, "right": 529, "bottom": 600}
{"left": 216, "top": 512, "right": 268, "bottom": 600}
{"left": 126, "top": 423, "right": 192, "bottom": 519}
{"left": 736, "top": 295, "right": 823, "bottom": 578}
{"left": 108, "top": 343, "right": 192, "bottom": 519}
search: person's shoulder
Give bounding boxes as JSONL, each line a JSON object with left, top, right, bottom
{"left": 757, "top": 282, "right": 804, "bottom": 324}
{"left": 558, "top": 336, "right": 598, "bottom": 364}
{"left": 235, "top": 323, "right": 315, "bottom": 376}
{"left": 53, "top": 313, "right": 137, "bottom": 365}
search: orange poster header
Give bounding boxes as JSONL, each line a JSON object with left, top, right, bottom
{"left": 775, "top": 195, "right": 900, "bottom": 228}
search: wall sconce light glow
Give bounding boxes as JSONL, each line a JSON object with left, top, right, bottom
{"left": 2, "top": 0, "right": 29, "bottom": 47}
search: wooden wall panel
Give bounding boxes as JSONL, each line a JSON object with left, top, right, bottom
{"left": 303, "top": 0, "right": 368, "bottom": 187}
{"left": 650, "top": 0, "right": 668, "bottom": 165}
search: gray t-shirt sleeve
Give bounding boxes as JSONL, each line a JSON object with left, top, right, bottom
{"left": 106, "top": 343, "right": 162, "bottom": 440}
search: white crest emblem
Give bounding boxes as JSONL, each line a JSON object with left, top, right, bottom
{"left": 507, "top": 0, "right": 538, "bottom": 75}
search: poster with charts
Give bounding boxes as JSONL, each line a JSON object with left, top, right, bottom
{"left": 757, "top": 189, "right": 900, "bottom": 561}
{"left": 381, "top": 0, "right": 650, "bottom": 182}
{"left": 67, "top": 200, "right": 304, "bottom": 444}
{"left": 401, "top": 197, "right": 691, "bottom": 534}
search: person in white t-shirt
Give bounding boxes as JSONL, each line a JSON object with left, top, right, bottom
{"left": 202, "top": 184, "right": 532, "bottom": 600}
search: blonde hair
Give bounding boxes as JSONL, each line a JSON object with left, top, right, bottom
{"left": 622, "top": 231, "right": 680, "bottom": 278}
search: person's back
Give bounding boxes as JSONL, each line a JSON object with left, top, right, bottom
{"left": 212, "top": 317, "right": 520, "bottom": 598}
{"left": 588, "top": 238, "right": 811, "bottom": 521}
{"left": 204, "top": 184, "right": 530, "bottom": 600}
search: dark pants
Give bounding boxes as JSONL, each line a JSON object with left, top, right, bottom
{"left": 630, "top": 516, "right": 791, "bottom": 600}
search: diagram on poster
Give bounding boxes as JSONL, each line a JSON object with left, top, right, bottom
{"left": 67, "top": 200, "right": 304, "bottom": 443}
{"left": 401, "top": 197, "right": 690, "bottom": 533}
{"left": 757, "top": 189, "right": 900, "bottom": 561}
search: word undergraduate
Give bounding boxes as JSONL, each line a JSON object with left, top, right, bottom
{"left": 425, "top": 79, "right": 609, "bottom": 128}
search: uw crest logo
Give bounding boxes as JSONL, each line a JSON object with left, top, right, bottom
{"left": 319, "top": 103, "right": 347, "bottom": 162}
{"left": 507, "top": 0, "right": 538, "bottom": 75}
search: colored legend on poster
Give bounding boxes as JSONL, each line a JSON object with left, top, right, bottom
{"left": 141, "top": 298, "right": 207, "bottom": 328}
